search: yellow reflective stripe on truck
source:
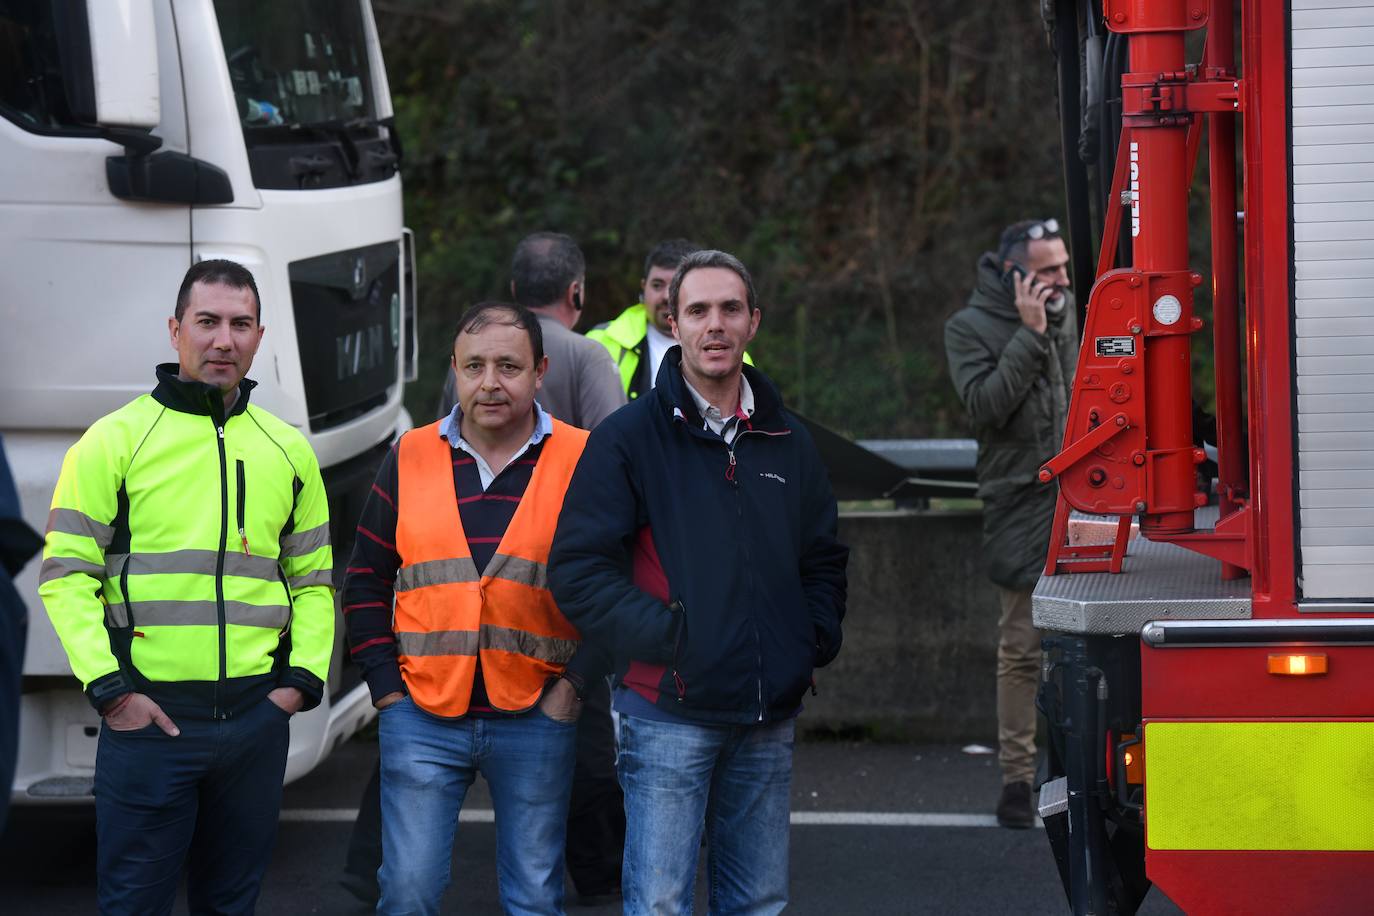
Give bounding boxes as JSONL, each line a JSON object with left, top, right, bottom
{"left": 1145, "top": 720, "right": 1374, "bottom": 851}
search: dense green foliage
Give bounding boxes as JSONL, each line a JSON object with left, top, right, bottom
{"left": 377, "top": 1, "right": 1219, "bottom": 437}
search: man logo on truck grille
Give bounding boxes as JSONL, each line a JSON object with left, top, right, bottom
{"left": 1096, "top": 336, "right": 1136, "bottom": 357}
{"left": 337, "top": 325, "right": 385, "bottom": 380}
{"left": 352, "top": 256, "right": 368, "bottom": 298}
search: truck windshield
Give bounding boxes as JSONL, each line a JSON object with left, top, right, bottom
{"left": 212, "top": 0, "right": 375, "bottom": 136}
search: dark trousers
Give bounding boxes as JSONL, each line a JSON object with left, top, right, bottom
{"left": 344, "top": 679, "right": 625, "bottom": 898}
{"left": 343, "top": 763, "right": 383, "bottom": 900}
{"left": 565, "top": 677, "right": 624, "bottom": 895}
{"left": 0, "top": 573, "right": 24, "bottom": 833}
{"left": 94, "top": 696, "right": 291, "bottom": 916}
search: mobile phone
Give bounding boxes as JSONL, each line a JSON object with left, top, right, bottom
{"left": 1002, "top": 263, "right": 1028, "bottom": 293}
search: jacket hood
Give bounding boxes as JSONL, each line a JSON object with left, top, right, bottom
{"left": 652, "top": 347, "right": 789, "bottom": 433}
{"left": 153, "top": 363, "right": 256, "bottom": 420}
{"left": 967, "top": 251, "right": 1076, "bottom": 325}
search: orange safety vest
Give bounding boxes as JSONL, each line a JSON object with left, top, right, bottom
{"left": 393, "top": 417, "right": 589, "bottom": 717}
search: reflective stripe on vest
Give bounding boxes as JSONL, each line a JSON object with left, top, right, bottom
{"left": 396, "top": 624, "right": 577, "bottom": 663}
{"left": 393, "top": 417, "right": 589, "bottom": 717}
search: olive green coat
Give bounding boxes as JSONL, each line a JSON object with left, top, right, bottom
{"left": 944, "top": 253, "right": 1078, "bottom": 590}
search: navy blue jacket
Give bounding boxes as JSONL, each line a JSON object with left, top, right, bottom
{"left": 549, "top": 350, "right": 848, "bottom": 725}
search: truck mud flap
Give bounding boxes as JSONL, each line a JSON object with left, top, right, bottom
{"left": 1038, "top": 776, "right": 1072, "bottom": 899}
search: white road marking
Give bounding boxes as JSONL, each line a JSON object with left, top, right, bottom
{"left": 280, "top": 808, "right": 493, "bottom": 824}
{"left": 279, "top": 808, "right": 1042, "bottom": 829}
{"left": 793, "top": 812, "right": 1043, "bottom": 828}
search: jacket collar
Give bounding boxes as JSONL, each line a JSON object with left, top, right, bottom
{"left": 599, "top": 303, "right": 650, "bottom": 350}
{"left": 152, "top": 363, "right": 256, "bottom": 422}
{"left": 653, "top": 348, "right": 789, "bottom": 434}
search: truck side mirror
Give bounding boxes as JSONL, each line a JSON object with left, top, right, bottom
{"left": 56, "top": 0, "right": 161, "bottom": 132}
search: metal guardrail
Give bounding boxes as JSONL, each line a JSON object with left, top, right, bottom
{"left": 856, "top": 438, "right": 977, "bottom": 475}
{"left": 797, "top": 413, "right": 978, "bottom": 504}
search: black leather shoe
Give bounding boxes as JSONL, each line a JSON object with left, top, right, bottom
{"left": 996, "top": 780, "right": 1035, "bottom": 829}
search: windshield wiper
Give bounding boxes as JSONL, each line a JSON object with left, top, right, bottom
{"left": 301, "top": 117, "right": 401, "bottom": 177}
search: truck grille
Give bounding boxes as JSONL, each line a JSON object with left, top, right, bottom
{"left": 289, "top": 241, "right": 401, "bottom": 431}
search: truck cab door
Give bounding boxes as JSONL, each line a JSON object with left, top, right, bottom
{"left": 0, "top": 1, "right": 193, "bottom": 675}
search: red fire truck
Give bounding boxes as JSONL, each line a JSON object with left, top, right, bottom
{"left": 1033, "top": 0, "right": 1374, "bottom": 912}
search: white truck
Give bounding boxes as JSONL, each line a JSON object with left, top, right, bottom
{"left": 0, "top": 0, "right": 415, "bottom": 802}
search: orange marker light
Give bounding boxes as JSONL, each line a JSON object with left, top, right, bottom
{"left": 1121, "top": 736, "right": 1143, "bottom": 785}
{"left": 1121, "top": 748, "right": 1143, "bottom": 784}
{"left": 1266, "top": 653, "right": 1328, "bottom": 676}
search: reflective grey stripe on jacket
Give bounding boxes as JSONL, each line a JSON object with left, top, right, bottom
{"left": 104, "top": 550, "right": 282, "bottom": 581}
{"left": 46, "top": 508, "right": 115, "bottom": 548}
{"left": 280, "top": 522, "right": 329, "bottom": 558}
{"left": 38, "top": 555, "right": 106, "bottom": 585}
{"left": 105, "top": 599, "right": 290, "bottom": 630}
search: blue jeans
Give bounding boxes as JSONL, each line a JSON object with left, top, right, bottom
{"left": 93, "top": 695, "right": 290, "bottom": 915}
{"left": 377, "top": 696, "right": 578, "bottom": 915}
{"left": 618, "top": 714, "right": 795, "bottom": 916}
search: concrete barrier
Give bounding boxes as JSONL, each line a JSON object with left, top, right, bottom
{"left": 802, "top": 509, "right": 1002, "bottom": 743}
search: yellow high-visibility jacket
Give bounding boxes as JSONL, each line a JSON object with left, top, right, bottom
{"left": 39, "top": 365, "right": 334, "bottom": 718}
{"left": 588, "top": 303, "right": 754, "bottom": 401}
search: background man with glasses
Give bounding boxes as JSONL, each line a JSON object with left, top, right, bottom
{"left": 942, "top": 219, "right": 1077, "bottom": 829}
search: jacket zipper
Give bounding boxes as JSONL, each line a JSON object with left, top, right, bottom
{"left": 676, "top": 417, "right": 791, "bottom": 721}
{"left": 236, "top": 459, "right": 250, "bottom": 555}
{"left": 213, "top": 415, "right": 229, "bottom": 719}
{"left": 119, "top": 555, "right": 133, "bottom": 629}
{"left": 121, "top": 555, "right": 145, "bottom": 640}
{"left": 726, "top": 433, "right": 766, "bottom": 723}
{"left": 670, "top": 599, "right": 687, "bottom": 701}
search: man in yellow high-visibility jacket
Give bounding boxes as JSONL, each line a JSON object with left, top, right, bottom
{"left": 588, "top": 239, "right": 699, "bottom": 401}
{"left": 39, "top": 259, "right": 334, "bottom": 915}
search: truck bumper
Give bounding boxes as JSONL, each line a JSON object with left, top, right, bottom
{"left": 11, "top": 680, "right": 375, "bottom": 805}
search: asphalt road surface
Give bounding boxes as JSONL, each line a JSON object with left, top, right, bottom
{"left": 2, "top": 736, "right": 1184, "bottom": 914}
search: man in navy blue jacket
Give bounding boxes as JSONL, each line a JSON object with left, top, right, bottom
{"left": 1, "top": 434, "right": 43, "bottom": 831}
{"left": 550, "top": 249, "right": 848, "bottom": 915}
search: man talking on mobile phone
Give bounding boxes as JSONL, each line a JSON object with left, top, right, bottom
{"left": 942, "top": 219, "right": 1077, "bottom": 829}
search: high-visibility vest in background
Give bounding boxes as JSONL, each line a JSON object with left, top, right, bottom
{"left": 393, "top": 417, "right": 589, "bottom": 717}
{"left": 587, "top": 303, "right": 651, "bottom": 397}
{"left": 588, "top": 302, "right": 757, "bottom": 401}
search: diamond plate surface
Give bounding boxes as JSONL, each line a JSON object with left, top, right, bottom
{"left": 1033, "top": 522, "right": 1251, "bottom": 635}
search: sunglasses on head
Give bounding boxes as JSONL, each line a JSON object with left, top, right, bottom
{"left": 1015, "top": 218, "right": 1059, "bottom": 243}
{"left": 999, "top": 218, "right": 1060, "bottom": 260}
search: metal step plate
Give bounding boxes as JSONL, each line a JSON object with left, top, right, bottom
{"left": 1033, "top": 513, "right": 1251, "bottom": 635}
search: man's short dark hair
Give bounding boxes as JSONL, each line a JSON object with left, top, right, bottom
{"left": 510, "top": 232, "right": 585, "bottom": 308}
{"left": 452, "top": 301, "right": 545, "bottom": 365}
{"left": 175, "top": 259, "right": 262, "bottom": 322}
{"left": 667, "top": 250, "right": 757, "bottom": 318}
{"left": 998, "top": 219, "right": 1062, "bottom": 265}
{"left": 643, "top": 238, "right": 700, "bottom": 278}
